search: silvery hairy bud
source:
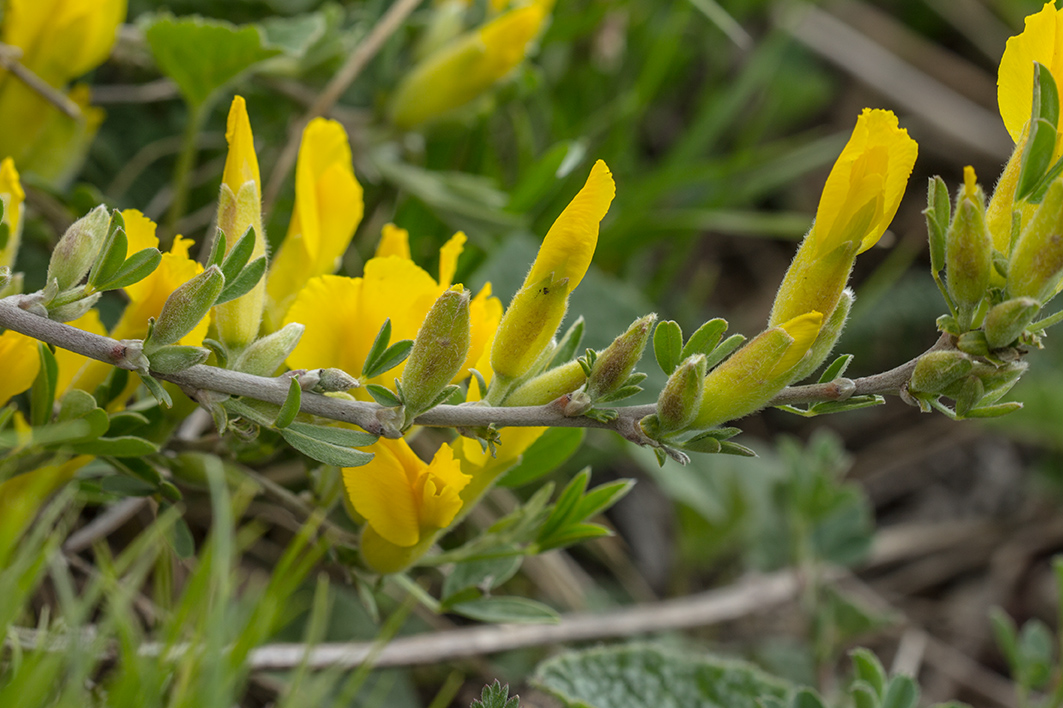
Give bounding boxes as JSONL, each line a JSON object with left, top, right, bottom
{"left": 909, "top": 350, "right": 973, "bottom": 394}
{"left": 400, "top": 287, "right": 470, "bottom": 417}
{"left": 46, "top": 205, "right": 109, "bottom": 291}
{"left": 149, "top": 266, "right": 225, "bottom": 349}
{"left": 587, "top": 314, "right": 656, "bottom": 400}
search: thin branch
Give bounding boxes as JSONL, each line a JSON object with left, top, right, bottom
{"left": 0, "top": 298, "right": 944, "bottom": 440}
{"left": 262, "top": 0, "right": 425, "bottom": 214}
{"left": 0, "top": 44, "right": 82, "bottom": 120}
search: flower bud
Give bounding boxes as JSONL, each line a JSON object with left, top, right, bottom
{"left": 401, "top": 287, "right": 471, "bottom": 416}
{"left": 953, "top": 375, "right": 984, "bottom": 418}
{"left": 149, "top": 265, "right": 225, "bottom": 349}
{"left": 587, "top": 314, "right": 656, "bottom": 400}
{"left": 1008, "top": 177, "right": 1063, "bottom": 303}
{"left": 946, "top": 167, "right": 992, "bottom": 323}
{"left": 491, "top": 274, "right": 570, "bottom": 381}
{"left": 505, "top": 359, "right": 587, "bottom": 406}
{"left": 972, "top": 359, "right": 1028, "bottom": 404}
{"left": 984, "top": 297, "right": 1040, "bottom": 350}
{"left": 148, "top": 344, "right": 211, "bottom": 374}
{"left": 908, "top": 350, "right": 973, "bottom": 394}
{"left": 312, "top": 368, "right": 360, "bottom": 393}
{"left": 46, "top": 205, "right": 109, "bottom": 291}
{"left": 693, "top": 312, "right": 823, "bottom": 429}
{"left": 653, "top": 354, "right": 707, "bottom": 434}
{"left": 233, "top": 322, "right": 305, "bottom": 376}
{"left": 787, "top": 288, "right": 854, "bottom": 383}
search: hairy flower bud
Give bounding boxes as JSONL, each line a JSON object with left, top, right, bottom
{"left": 1008, "top": 177, "right": 1063, "bottom": 303}
{"left": 652, "top": 353, "right": 707, "bottom": 435}
{"left": 234, "top": 322, "right": 305, "bottom": 376}
{"left": 587, "top": 314, "right": 656, "bottom": 400}
{"left": 46, "top": 205, "right": 109, "bottom": 291}
{"left": 148, "top": 344, "right": 211, "bottom": 374}
{"left": 313, "top": 368, "right": 360, "bottom": 393}
{"left": 984, "top": 297, "right": 1040, "bottom": 350}
{"left": 788, "top": 288, "right": 854, "bottom": 383}
{"left": 149, "top": 265, "right": 225, "bottom": 349}
{"left": 401, "top": 287, "right": 471, "bottom": 416}
{"left": 491, "top": 274, "right": 570, "bottom": 381}
{"left": 946, "top": 167, "right": 993, "bottom": 323}
{"left": 505, "top": 359, "right": 587, "bottom": 406}
{"left": 909, "top": 350, "right": 974, "bottom": 394}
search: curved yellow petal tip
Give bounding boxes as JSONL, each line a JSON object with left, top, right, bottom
{"left": 998, "top": 2, "right": 1063, "bottom": 143}
{"left": 222, "top": 96, "right": 261, "bottom": 194}
{"left": 772, "top": 311, "right": 824, "bottom": 375}
{"left": 0, "top": 158, "right": 24, "bottom": 203}
{"left": 438, "top": 232, "right": 467, "bottom": 288}
{"left": 376, "top": 224, "right": 411, "bottom": 260}
{"left": 524, "top": 159, "right": 615, "bottom": 291}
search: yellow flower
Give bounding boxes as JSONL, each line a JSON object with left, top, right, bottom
{"left": 987, "top": 3, "right": 1063, "bottom": 252}
{"left": 390, "top": 0, "right": 549, "bottom": 128}
{"left": 213, "top": 96, "right": 267, "bottom": 352}
{"left": 693, "top": 312, "right": 823, "bottom": 430}
{"left": 0, "top": 0, "right": 125, "bottom": 182}
{"left": 0, "top": 158, "right": 24, "bottom": 270}
{"left": 285, "top": 227, "right": 501, "bottom": 394}
{"left": 770, "top": 109, "right": 917, "bottom": 327}
{"left": 0, "top": 329, "right": 40, "bottom": 406}
{"left": 265, "top": 118, "right": 364, "bottom": 331}
{"left": 58, "top": 210, "right": 208, "bottom": 396}
{"left": 491, "top": 159, "right": 615, "bottom": 383}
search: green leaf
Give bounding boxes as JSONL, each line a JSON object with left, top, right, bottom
{"left": 449, "top": 596, "right": 559, "bottom": 624}
{"left": 145, "top": 15, "right": 282, "bottom": 108}
{"left": 880, "top": 676, "right": 918, "bottom": 708}
{"left": 168, "top": 515, "right": 195, "bottom": 559}
{"left": 68, "top": 436, "right": 159, "bottom": 457}
{"left": 534, "top": 645, "right": 791, "bottom": 708}
{"left": 790, "top": 689, "right": 826, "bottom": 708}
{"left": 57, "top": 389, "right": 98, "bottom": 422}
{"left": 442, "top": 551, "right": 523, "bottom": 602}
{"left": 274, "top": 377, "right": 301, "bottom": 429}
{"left": 140, "top": 374, "right": 173, "bottom": 408}
{"left": 109, "top": 456, "right": 163, "bottom": 486}
{"left": 215, "top": 256, "right": 266, "bottom": 305}
{"left": 989, "top": 607, "right": 1019, "bottom": 674}
{"left": 280, "top": 426, "right": 373, "bottom": 467}
{"left": 95, "top": 247, "right": 163, "bottom": 293}
{"left": 362, "top": 340, "right": 413, "bottom": 380}
{"left": 88, "top": 224, "right": 128, "bottom": 290}
{"left": 704, "top": 333, "right": 746, "bottom": 371}
{"left": 100, "top": 475, "right": 158, "bottom": 497}
{"left": 30, "top": 344, "right": 58, "bottom": 427}
{"left": 924, "top": 176, "right": 949, "bottom": 276}
{"left": 572, "top": 479, "right": 634, "bottom": 521}
{"left": 653, "top": 320, "right": 683, "bottom": 374}
{"left": 0, "top": 409, "right": 108, "bottom": 449}
{"left": 282, "top": 421, "right": 377, "bottom": 448}
{"left": 682, "top": 318, "right": 728, "bottom": 361}
{"left": 364, "top": 384, "right": 401, "bottom": 407}
{"left": 470, "top": 680, "right": 521, "bottom": 708}
{"left": 1017, "top": 64, "right": 1060, "bottom": 202}
{"left": 207, "top": 229, "right": 227, "bottom": 269}
{"left": 221, "top": 226, "right": 256, "bottom": 284}
{"left": 849, "top": 648, "right": 887, "bottom": 698}
{"left": 818, "top": 354, "right": 853, "bottom": 383}
{"left": 499, "top": 427, "right": 585, "bottom": 488}
{"left": 536, "top": 522, "right": 611, "bottom": 551}
{"left": 361, "top": 319, "right": 392, "bottom": 377}
{"left": 719, "top": 440, "right": 757, "bottom": 457}
{"left": 538, "top": 469, "right": 590, "bottom": 542}
{"left": 548, "top": 316, "right": 586, "bottom": 369}
{"left": 1018, "top": 618, "right": 1054, "bottom": 688}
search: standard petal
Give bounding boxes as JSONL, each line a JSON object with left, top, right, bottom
{"left": 221, "top": 96, "right": 261, "bottom": 195}
{"left": 998, "top": 2, "right": 1063, "bottom": 143}
{"left": 343, "top": 440, "right": 421, "bottom": 547}
{"left": 376, "top": 224, "right": 412, "bottom": 259}
{"left": 284, "top": 275, "right": 364, "bottom": 377}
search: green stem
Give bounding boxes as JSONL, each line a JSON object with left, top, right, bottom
{"left": 165, "top": 101, "right": 209, "bottom": 241}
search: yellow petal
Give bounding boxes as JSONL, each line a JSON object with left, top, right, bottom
{"left": 119, "top": 240, "right": 208, "bottom": 346}
{"left": 221, "top": 96, "right": 261, "bottom": 196}
{"left": 461, "top": 282, "right": 503, "bottom": 381}
{"left": 438, "top": 232, "right": 467, "bottom": 288}
{"left": 417, "top": 443, "right": 472, "bottom": 531}
{"left": 770, "top": 311, "right": 824, "bottom": 377}
{"left": 342, "top": 438, "right": 422, "bottom": 547}
{"left": 284, "top": 275, "right": 365, "bottom": 377}
{"left": 813, "top": 109, "right": 918, "bottom": 255}
{"left": 0, "top": 330, "right": 40, "bottom": 405}
{"left": 999, "top": 2, "right": 1063, "bottom": 143}
{"left": 524, "top": 160, "right": 615, "bottom": 292}
{"left": 121, "top": 209, "right": 160, "bottom": 253}
{"left": 3, "top": 0, "right": 125, "bottom": 85}
{"left": 265, "top": 118, "right": 363, "bottom": 329}
{"left": 376, "top": 224, "right": 412, "bottom": 259}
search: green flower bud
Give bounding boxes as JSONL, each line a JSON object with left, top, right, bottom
{"left": 234, "top": 322, "right": 305, "bottom": 376}
{"left": 46, "top": 205, "right": 109, "bottom": 291}
{"left": 909, "top": 350, "right": 973, "bottom": 394}
{"left": 983, "top": 297, "right": 1040, "bottom": 350}
{"left": 48, "top": 291, "right": 101, "bottom": 323}
{"left": 505, "top": 359, "right": 587, "bottom": 406}
{"left": 149, "top": 265, "right": 225, "bottom": 349}
{"left": 401, "top": 287, "right": 471, "bottom": 416}
{"left": 946, "top": 168, "right": 992, "bottom": 324}
{"left": 970, "top": 360, "right": 1028, "bottom": 405}
{"left": 587, "top": 314, "right": 656, "bottom": 400}
{"left": 654, "top": 353, "right": 707, "bottom": 434}
{"left": 313, "top": 368, "right": 360, "bottom": 393}
{"left": 148, "top": 344, "right": 211, "bottom": 374}
{"left": 788, "top": 288, "right": 854, "bottom": 383}
{"left": 1008, "top": 177, "right": 1063, "bottom": 303}
{"left": 953, "top": 375, "right": 984, "bottom": 417}
{"left": 956, "top": 330, "right": 990, "bottom": 357}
